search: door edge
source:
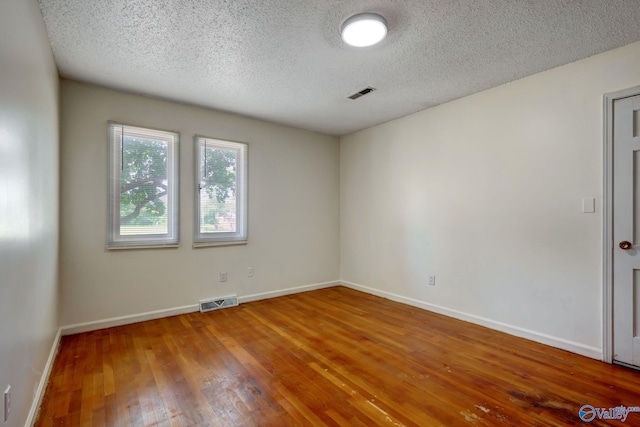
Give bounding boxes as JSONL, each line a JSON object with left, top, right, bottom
{"left": 603, "top": 85, "right": 640, "bottom": 364}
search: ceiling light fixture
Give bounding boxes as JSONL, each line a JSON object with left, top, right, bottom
{"left": 341, "top": 13, "right": 388, "bottom": 47}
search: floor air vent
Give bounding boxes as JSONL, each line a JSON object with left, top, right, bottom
{"left": 200, "top": 295, "right": 238, "bottom": 313}
{"left": 348, "top": 86, "right": 376, "bottom": 100}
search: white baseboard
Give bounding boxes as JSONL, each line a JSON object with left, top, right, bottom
{"left": 58, "top": 278, "right": 601, "bottom": 361}
{"left": 239, "top": 280, "right": 340, "bottom": 304}
{"left": 61, "top": 304, "right": 200, "bottom": 336}
{"left": 60, "top": 280, "right": 341, "bottom": 335}
{"left": 25, "top": 328, "right": 62, "bottom": 427}
{"left": 340, "top": 280, "right": 603, "bottom": 360}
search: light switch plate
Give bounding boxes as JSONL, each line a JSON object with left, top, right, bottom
{"left": 582, "top": 198, "right": 595, "bottom": 213}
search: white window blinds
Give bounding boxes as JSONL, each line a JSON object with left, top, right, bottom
{"left": 107, "top": 122, "right": 180, "bottom": 248}
{"left": 194, "top": 136, "right": 248, "bottom": 246}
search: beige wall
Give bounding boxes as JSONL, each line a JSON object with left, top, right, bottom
{"left": 341, "top": 41, "right": 640, "bottom": 358}
{"left": 0, "top": 0, "right": 60, "bottom": 425}
{"left": 59, "top": 81, "right": 340, "bottom": 326}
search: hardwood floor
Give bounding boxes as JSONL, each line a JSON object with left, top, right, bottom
{"left": 36, "top": 286, "right": 640, "bottom": 426}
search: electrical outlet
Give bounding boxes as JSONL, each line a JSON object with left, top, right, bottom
{"left": 248, "top": 267, "right": 254, "bottom": 278}
{"left": 219, "top": 272, "right": 227, "bottom": 282}
{"left": 428, "top": 275, "right": 436, "bottom": 286}
{"left": 4, "top": 385, "right": 11, "bottom": 423}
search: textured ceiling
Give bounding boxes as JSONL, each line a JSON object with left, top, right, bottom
{"left": 38, "top": 0, "right": 640, "bottom": 136}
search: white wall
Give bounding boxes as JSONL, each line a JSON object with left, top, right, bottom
{"left": 341, "top": 41, "right": 640, "bottom": 358}
{"left": 0, "top": 0, "right": 60, "bottom": 426}
{"left": 59, "top": 81, "right": 340, "bottom": 326}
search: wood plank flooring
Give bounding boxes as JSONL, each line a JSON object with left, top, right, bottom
{"left": 35, "top": 286, "right": 640, "bottom": 426}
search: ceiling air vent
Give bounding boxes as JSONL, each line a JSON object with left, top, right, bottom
{"left": 348, "top": 86, "right": 376, "bottom": 100}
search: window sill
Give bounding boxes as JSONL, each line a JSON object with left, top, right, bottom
{"left": 106, "top": 244, "right": 180, "bottom": 251}
{"left": 192, "top": 240, "right": 247, "bottom": 248}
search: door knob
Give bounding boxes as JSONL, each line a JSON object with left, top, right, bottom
{"left": 619, "top": 241, "right": 633, "bottom": 250}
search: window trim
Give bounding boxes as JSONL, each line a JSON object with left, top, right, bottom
{"left": 107, "top": 121, "right": 180, "bottom": 249}
{"left": 193, "top": 135, "right": 248, "bottom": 247}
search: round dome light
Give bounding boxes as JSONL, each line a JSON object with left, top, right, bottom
{"left": 341, "top": 13, "right": 388, "bottom": 47}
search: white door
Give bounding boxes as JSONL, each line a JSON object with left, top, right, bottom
{"left": 613, "top": 94, "right": 640, "bottom": 368}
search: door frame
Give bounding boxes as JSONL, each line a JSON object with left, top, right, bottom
{"left": 603, "top": 85, "right": 640, "bottom": 364}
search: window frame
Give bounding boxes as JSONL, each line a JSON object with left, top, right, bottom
{"left": 193, "top": 135, "right": 248, "bottom": 247}
{"left": 107, "top": 121, "right": 180, "bottom": 249}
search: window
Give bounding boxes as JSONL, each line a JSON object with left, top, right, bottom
{"left": 194, "top": 136, "right": 248, "bottom": 246}
{"left": 107, "top": 122, "right": 179, "bottom": 248}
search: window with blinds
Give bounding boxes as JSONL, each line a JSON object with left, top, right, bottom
{"left": 194, "top": 136, "right": 248, "bottom": 246}
{"left": 107, "top": 122, "right": 179, "bottom": 248}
